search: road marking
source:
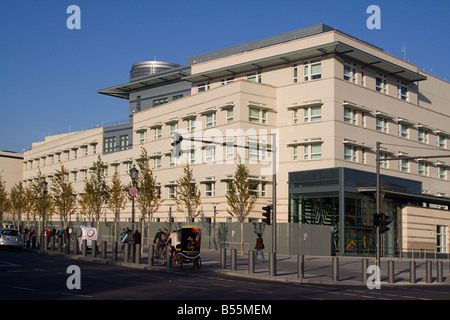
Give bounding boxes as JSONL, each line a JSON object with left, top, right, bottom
{"left": 127, "top": 281, "right": 153, "bottom": 285}
{"left": 12, "top": 286, "right": 35, "bottom": 291}
{"left": 60, "top": 293, "right": 93, "bottom": 298}
{"left": 178, "top": 285, "right": 208, "bottom": 290}
{"left": 0, "top": 260, "right": 21, "bottom": 267}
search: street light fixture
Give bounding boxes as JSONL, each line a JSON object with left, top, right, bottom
{"left": 41, "top": 179, "right": 48, "bottom": 251}
{"left": 129, "top": 166, "right": 139, "bottom": 234}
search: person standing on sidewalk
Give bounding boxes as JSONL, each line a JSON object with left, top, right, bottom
{"left": 254, "top": 233, "right": 265, "bottom": 263}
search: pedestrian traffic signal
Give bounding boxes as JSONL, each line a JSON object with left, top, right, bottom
{"left": 262, "top": 205, "right": 272, "bottom": 225}
{"left": 379, "top": 214, "right": 392, "bottom": 234}
{"left": 171, "top": 132, "right": 183, "bottom": 158}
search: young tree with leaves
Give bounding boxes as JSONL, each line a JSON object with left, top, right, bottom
{"left": 51, "top": 164, "right": 76, "bottom": 229}
{"left": 0, "top": 173, "right": 9, "bottom": 226}
{"left": 9, "top": 181, "right": 26, "bottom": 229}
{"left": 175, "top": 164, "right": 201, "bottom": 222}
{"left": 78, "top": 156, "right": 109, "bottom": 231}
{"left": 107, "top": 171, "right": 127, "bottom": 242}
{"left": 132, "top": 147, "right": 164, "bottom": 250}
{"left": 226, "top": 161, "right": 259, "bottom": 255}
{"left": 30, "top": 171, "right": 53, "bottom": 236}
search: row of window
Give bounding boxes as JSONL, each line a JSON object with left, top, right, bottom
{"left": 25, "top": 143, "right": 98, "bottom": 170}
{"left": 135, "top": 94, "right": 184, "bottom": 112}
{"left": 289, "top": 142, "right": 448, "bottom": 180}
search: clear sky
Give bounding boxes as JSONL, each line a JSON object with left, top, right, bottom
{"left": 1, "top": 0, "right": 449, "bottom": 153}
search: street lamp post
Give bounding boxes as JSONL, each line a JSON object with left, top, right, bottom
{"left": 129, "top": 166, "right": 139, "bottom": 236}
{"left": 41, "top": 179, "right": 48, "bottom": 251}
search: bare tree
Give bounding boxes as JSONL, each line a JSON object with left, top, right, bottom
{"left": 226, "top": 161, "right": 259, "bottom": 255}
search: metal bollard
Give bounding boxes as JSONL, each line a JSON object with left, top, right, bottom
{"left": 332, "top": 257, "right": 339, "bottom": 281}
{"left": 101, "top": 241, "right": 107, "bottom": 259}
{"left": 269, "top": 252, "right": 276, "bottom": 277}
{"left": 135, "top": 244, "right": 141, "bottom": 264}
{"left": 165, "top": 245, "right": 171, "bottom": 268}
{"left": 112, "top": 242, "right": 118, "bottom": 261}
{"left": 426, "top": 260, "right": 432, "bottom": 283}
{"left": 148, "top": 244, "right": 154, "bottom": 267}
{"left": 124, "top": 243, "right": 129, "bottom": 262}
{"left": 248, "top": 250, "right": 254, "bottom": 274}
{"left": 65, "top": 238, "right": 70, "bottom": 254}
{"left": 231, "top": 249, "right": 237, "bottom": 271}
{"left": 73, "top": 238, "right": 78, "bottom": 255}
{"left": 58, "top": 239, "right": 63, "bottom": 253}
{"left": 298, "top": 255, "right": 304, "bottom": 280}
{"left": 388, "top": 260, "right": 394, "bottom": 283}
{"left": 220, "top": 248, "right": 227, "bottom": 269}
{"left": 362, "top": 259, "right": 368, "bottom": 283}
{"left": 437, "top": 261, "right": 443, "bottom": 283}
{"left": 82, "top": 239, "right": 87, "bottom": 256}
{"left": 410, "top": 260, "right": 416, "bottom": 284}
{"left": 52, "top": 237, "right": 56, "bottom": 252}
{"left": 91, "top": 240, "right": 97, "bottom": 258}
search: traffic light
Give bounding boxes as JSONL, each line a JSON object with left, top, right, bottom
{"left": 262, "top": 205, "right": 272, "bottom": 225}
{"left": 379, "top": 214, "right": 392, "bottom": 234}
{"left": 170, "top": 132, "right": 184, "bottom": 158}
{"left": 373, "top": 213, "right": 381, "bottom": 227}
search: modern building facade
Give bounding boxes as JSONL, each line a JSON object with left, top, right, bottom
{"left": 22, "top": 24, "right": 450, "bottom": 256}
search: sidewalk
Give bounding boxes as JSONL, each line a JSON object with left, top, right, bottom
{"left": 34, "top": 244, "right": 450, "bottom": 286}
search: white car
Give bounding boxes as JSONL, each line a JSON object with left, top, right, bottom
{"left": 0, "top": 228, "right": 23, "bottom": 251}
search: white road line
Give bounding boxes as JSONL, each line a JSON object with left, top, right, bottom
{"left": 60, "top": 292, "right": 93, "bottom": 298}
{"left": 178, "top": 285, "right": 208, "bottom": 290}
{"left": 12, "top": 286, "right": 35, "bottom": 291}
{"left": 0, "top": 260, "right": 21, "bottom": 267}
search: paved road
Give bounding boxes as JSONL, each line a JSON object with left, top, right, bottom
{"left": 1, "top": 249, "right": 449, "bottom": 303}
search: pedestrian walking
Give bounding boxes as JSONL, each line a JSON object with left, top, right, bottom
{"left": 254, "top": 233, "right": 265, "bottom": 263}
{"left": 120, "top": 228, "right": 128, "bottom": 252}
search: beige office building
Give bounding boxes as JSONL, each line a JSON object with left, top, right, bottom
{"left": 23, "top": 25, "right": 450, "bottom": 255}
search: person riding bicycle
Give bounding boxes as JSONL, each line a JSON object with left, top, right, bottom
{"left": 155, "top": 229, "right": 168, "bottom": 258}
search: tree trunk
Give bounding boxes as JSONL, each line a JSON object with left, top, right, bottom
{"left": 240, "top": 221, "right": 244, "bottom": 255}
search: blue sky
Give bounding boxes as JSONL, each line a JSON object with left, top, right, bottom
{"left": 1, "top": 0, "right": 449, "bottom": 153}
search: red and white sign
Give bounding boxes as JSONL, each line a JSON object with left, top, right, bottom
{"left": 129, "top": 187, "right": 138, "bottom": 197}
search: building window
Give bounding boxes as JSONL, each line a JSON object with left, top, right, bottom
{"left": 65, "top": 151, "right": 70, "bottom": 161}
{"left": 344, "top": 145, "right": 357, "bottom": 162}
{"left": 205, "top": 148, "right": 215, "bottom": 163}
{"left": 136, "top": 95, "right": 141, "bottom": 112}
{"left": 226, "top": 108, "right": 234, "bottom": 123}
{"left": 167, "top": 123, "right": 176, "bottom": 138}
{"left": 82, "top": 170, "right": 87, "bottom": 181}
{"left": 189, "top": 150, "right": 196, "bottom": 164}
{"left": 380, "top": 152, "right": 389, "bottom": 169}
{"left": 168, "top": 186, "right": 176, "bottom": 199}
{"left": 139, "top": 131, "right": 146, "bottom": 144}
{"left": 293, "top": 64, "right": 298, "bottom": 83}
{"left": 437, "top": 226, "right": 447, "bottom": 253}
{"left": 293, "top": 109, "right": 299, "bottom": 124}
{"left": 249, "top": 107, "right": 267, "bottom": 124}
{"left": 205, "top": 113, "right": 216, "bottom": 128}
{"left": 82, "top": 146, "right": 88, "bottom": 157}
{"left": 153, "top": 97, "right": 168, "bottom": 107}
{"left": 205, "top": 182, "right": 215, "bottom": 197}
{"left": 304, "top": 106, "right": 321, "bottom": 123}
{"left": 418, "top": 129, "right": 429, "bottom": 144}
{"left": 198, "top": 82, "right": 210, "bottom": 92}
{"left": 170, "top": 154, "right": 178, "bottom": 168}
{"left": 376, "top": 74, "right": 387, "bottom": 94}
{"left": 221, "top": 77, "right": 234, "bottom": 85}
{"left": 376, "top": 117, "right": 388, "bottom": 133}
{"left": 92, "top": 144, "right": 97, "bottom": 155}
{"left": 343, "top": 63, "right": 356, "bottom": 83}
{"left": 104, "top": 137, "right": 116, "bottom": 153}
{"left": 304, "top": 143, "right": 322, "bottom": 160}
{"left": 154, "top": 126, "right": 162, "bottom": 140}
{"left": 187, "top": 118, "right": 196, "bottom": 132}
{"left": 398, "top": 82, "right": 408, "bottom": 101}
{"left": 418, "top": 161, "right": 429, "bottom": 176}
{"left": 173, "top": 94, "right": 183, "bottom": 101}
{"left": 120, "top": 135, "right": 129, "bottom": 151}
{"left": 304, "top": 62, "right": 321, "bottom": 81}
{"left": 399, "top": 124, "right": 409, "bottom": 139}
{"left": 438, "top": 166, "right": 446, "bottom": 180}
{"left": 344, "top": 107, "right": 357, "bottom": 125}
{"left": 226, "top": 139, "right": 234, "bottom": 160}
{"left": 437, "top": 135, "right": 446, "bottom": 148}
{"left": 293, "top": 145, "right": 298, "bottom": 160}
{"left": 399, "top": 159, "right": 409, "bottom": 172}
{"left": 247, "top": 72, "right": 261, "bottom": 83}
{"left": 73, "top": 149, "right": 78, "bottom": 159}
{"left": 152, "top": 157, "right": 161, "bottom": 170}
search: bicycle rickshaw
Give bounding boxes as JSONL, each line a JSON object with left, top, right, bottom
{"left": 172, "top": 226, "right": 202, "bottom": 270}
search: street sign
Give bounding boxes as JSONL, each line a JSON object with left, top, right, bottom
{"left": 129, "top": 187, "right": 137, "bottom": 197}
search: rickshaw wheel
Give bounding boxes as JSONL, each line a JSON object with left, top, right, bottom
{"left": 176, "top": 254, "right": 184, "bottom": 269}
{"left": 193, "top": 256, "right": 201, "bottom": 270}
